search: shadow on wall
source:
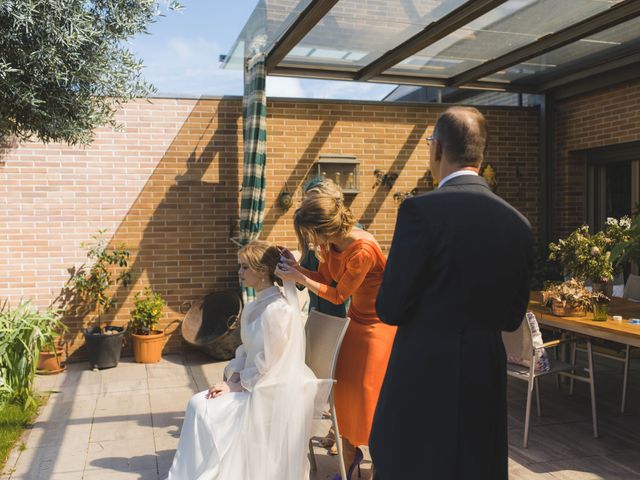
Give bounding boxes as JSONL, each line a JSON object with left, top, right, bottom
{"left": 62, "top": 99, "right": 242, "bottom": 359}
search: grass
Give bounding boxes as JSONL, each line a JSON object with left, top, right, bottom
{"left": 0, "top": 398, "right": 42, "bottom": 471}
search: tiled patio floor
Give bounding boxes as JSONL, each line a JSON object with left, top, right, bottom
{"left": 1, "top": 351, "right": 640, "bottom": 479}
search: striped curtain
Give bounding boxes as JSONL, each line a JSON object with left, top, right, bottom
{"left": 240, "top": 53, "right": 267, "bottom": 302}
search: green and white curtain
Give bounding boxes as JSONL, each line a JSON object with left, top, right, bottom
{"left": 240, "top": 52, "right": 267, "bottom": 302}
{"left": 240, "top": 52, "right": 267, "bottom": 244}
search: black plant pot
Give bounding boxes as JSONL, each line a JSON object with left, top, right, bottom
{"left": 83, "top": 326, "right": 125, "bottom": 370}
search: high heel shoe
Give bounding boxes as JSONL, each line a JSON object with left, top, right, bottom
{"left": 331, "top": 447, "right": 364, "bottom": 480}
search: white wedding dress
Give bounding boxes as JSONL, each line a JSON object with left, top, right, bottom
{"left": 166, "top": 282, "right": 326, "bottom": 480}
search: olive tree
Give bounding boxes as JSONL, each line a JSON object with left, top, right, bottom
{"left": 0, "top": 0, "right": 182, "bottom": 145}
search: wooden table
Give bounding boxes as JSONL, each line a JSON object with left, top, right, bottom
{"left": 529, "top": 291, "right": 640, "bottom": 348}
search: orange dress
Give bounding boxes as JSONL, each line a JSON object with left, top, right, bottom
{"left": 301, "top": 239, "right": 396, "bottom": 446}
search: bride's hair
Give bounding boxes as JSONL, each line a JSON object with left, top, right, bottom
{"left": 238, "top": 240, "right": 283, "bottom": 286}
{"left": 294, "top": 192, "right": 355, "bottom": 262}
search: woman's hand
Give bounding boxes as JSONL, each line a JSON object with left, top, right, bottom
{"left": 278, "top": 247, "right": 299, "bottom": 268}
{"left": 207, "top": 381, "right": 243, "bottom": 399}
{"left": 275, "top": 263, "right": 305, "bottom": 284}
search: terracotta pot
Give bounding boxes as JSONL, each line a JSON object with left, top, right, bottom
{"left": 37, "top": 347, "right": 66, "bottom": 374}
{"left": 131, "top": 330, "right": 165, "bottom": 363}
{"left": 551, "top": 299, "right": 586, "bottom": 317}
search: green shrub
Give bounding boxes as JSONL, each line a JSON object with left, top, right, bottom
{"left": 130, "top": 288, "right": 165, "bottom": 335}
{"left": 0, "top": 301, "right": 65, "bottom": 408}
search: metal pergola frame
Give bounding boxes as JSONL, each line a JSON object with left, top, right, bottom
{"left": 229, "top": 0, "right": 640, "bottom": 248}
{"left": 255, "top": 0, "right": 640, "bottom": 96}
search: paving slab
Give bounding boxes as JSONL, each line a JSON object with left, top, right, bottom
{"left": 2, "top": 353, "right": 638, "bottom": 479}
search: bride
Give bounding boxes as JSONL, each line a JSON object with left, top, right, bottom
{"left": 166, "top": 240, "right": 325, "bottom": 480}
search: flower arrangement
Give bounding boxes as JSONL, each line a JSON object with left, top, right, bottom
{"left": 542, "top": 279, "right": 594, "bottom": 311}
{"left": 130, "top": 288, "right": 166, "bottom": 335}
{"left": 548, "top": 217, "right": 631, "bottom": 283}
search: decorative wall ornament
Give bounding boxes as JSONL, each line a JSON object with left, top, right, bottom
{"left": 481, "top": 164, "right": 498, "bottom": 192}
{"left": 373, "top": 169, "right": 398, "bottom": 188}
{"left": 393, "top": 188, "right": 420, "bottom": 205}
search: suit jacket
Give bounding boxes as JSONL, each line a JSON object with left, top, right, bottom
{"left": 370, "top": 175, "right": 533, "bottom": 480}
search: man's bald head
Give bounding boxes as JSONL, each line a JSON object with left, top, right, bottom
{"left": 433, "top": 106, "right": 488, "bottom": 167}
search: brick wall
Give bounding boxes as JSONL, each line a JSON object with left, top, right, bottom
{"left": 0, "top": 97, "right": 540, "bottom": 358}
{"left": 553, "top": 79, "right": 640, "bottom": 238}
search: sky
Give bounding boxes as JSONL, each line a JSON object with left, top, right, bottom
{"left": 129, "top": 0, "right": 396, "bottom": 100}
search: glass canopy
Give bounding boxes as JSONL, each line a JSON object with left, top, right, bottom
{"left": 225, "top": 0, "right": 639, "bottom": 93}
{"left": 481, "top": 15, "right": 640, "bottom": 84}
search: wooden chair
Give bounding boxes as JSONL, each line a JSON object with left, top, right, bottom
{"left": 305, "top": 309, "right": 350, "bottom": 479}
{"left": 503, "top": 312, "right": 598, "bottom": 448}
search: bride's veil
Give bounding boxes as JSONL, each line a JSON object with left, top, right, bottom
{"left": 217, "top": 280, "right": 329, "bottom": 480}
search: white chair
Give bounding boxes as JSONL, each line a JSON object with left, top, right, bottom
{"left": 623, "top": 273, "right": 640, "bottom": 301}
{"left": 503, "top": 312, "right": 598, "bottom": 448}
{"left": 573, "top": 274, "right": 640, "bottom": 413}
{"left": 305, "top": 309, "right": 350, "bottom": 479}
{"left": 616, "top": 274, "right": 639, "bottom": 412}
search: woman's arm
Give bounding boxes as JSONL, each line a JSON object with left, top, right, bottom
{"left": 280, "top": 248, "right": 328, "bottom": 283}
{"left": 223, "top": 344, "right": 247, "bottom": 380}
{"left": 277, "top": 248, "right": 374, "bottom": 305}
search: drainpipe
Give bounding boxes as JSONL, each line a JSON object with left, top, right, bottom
{"left": 540, "top": 93, "right": 555, "bottom": 247}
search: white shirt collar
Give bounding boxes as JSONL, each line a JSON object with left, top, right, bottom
{"left": 437, "top": 170, "right": 479, "bottom": 189}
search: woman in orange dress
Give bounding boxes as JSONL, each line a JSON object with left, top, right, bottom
{"left": 276, "top": 193, "right": 396, "bottom": 479}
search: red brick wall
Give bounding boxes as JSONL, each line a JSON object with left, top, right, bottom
{"left": 553, "top": 79, "right": 640, "bottom": 238}
{"left": 0, "top": 97, "right": 540, "bottom": 357}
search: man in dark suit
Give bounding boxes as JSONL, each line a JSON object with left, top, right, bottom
{"left": 370, "top": 106, "right": 533, "bottom": 480}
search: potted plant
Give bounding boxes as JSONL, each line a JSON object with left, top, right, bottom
{"left": 548, "top": 217, "right": 631, "bottom": 294}
{"left": 36, "top": 308, "right": 68, "bottom": 374}
{"left": 69, "top": 230, "right": 132, "bottom": 370}
{"left": 129, "top": 288, "right": 166, "bottom": 363}
{"left": 542, "top": 279, "right": 593, "bottom": 317}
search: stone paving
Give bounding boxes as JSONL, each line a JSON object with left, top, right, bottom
{"left": 2, "top": 351, "right": 640, "bottom": 479}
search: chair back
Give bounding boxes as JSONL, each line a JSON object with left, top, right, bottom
{"left": 623, "top": 274, "right": 640, "bottom": 301}
{"left": 502, "top": 315, "right": 534, "bottom": 364}
{"left": 304, "top": 309, "right": 350, "bottom": 381}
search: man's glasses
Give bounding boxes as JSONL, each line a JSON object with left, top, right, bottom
{"left": 425, "top": 135, "right": 436, "bottom": 145}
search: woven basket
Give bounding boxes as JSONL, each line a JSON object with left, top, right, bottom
{"left": 551, "top": 299, "right": 586, "bottom": 317}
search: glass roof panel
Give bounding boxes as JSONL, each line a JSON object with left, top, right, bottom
{"left": 224, "top": 0, "right": 312, "bottom": 68}
{"left": 386, "top": 0, "right": 624, "bottom": 78}
{"left": 481, "top": 15, "right": 640, "bottom": 83}
{"left": 278, "top": 0, "right": 468, "bottom": 70}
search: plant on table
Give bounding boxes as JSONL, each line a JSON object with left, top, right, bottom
{"left": 611, "top": 213, "right": 640, "bottom": 268}
{"left": 542, "top": 278, "right": 593, "bottom": 312}
{"left": 548, "top": 217, "right": 631, "bottom": 284}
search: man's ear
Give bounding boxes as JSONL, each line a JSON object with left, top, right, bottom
{"left": 433, "top": 139, "right": 443, "bottom": 163}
